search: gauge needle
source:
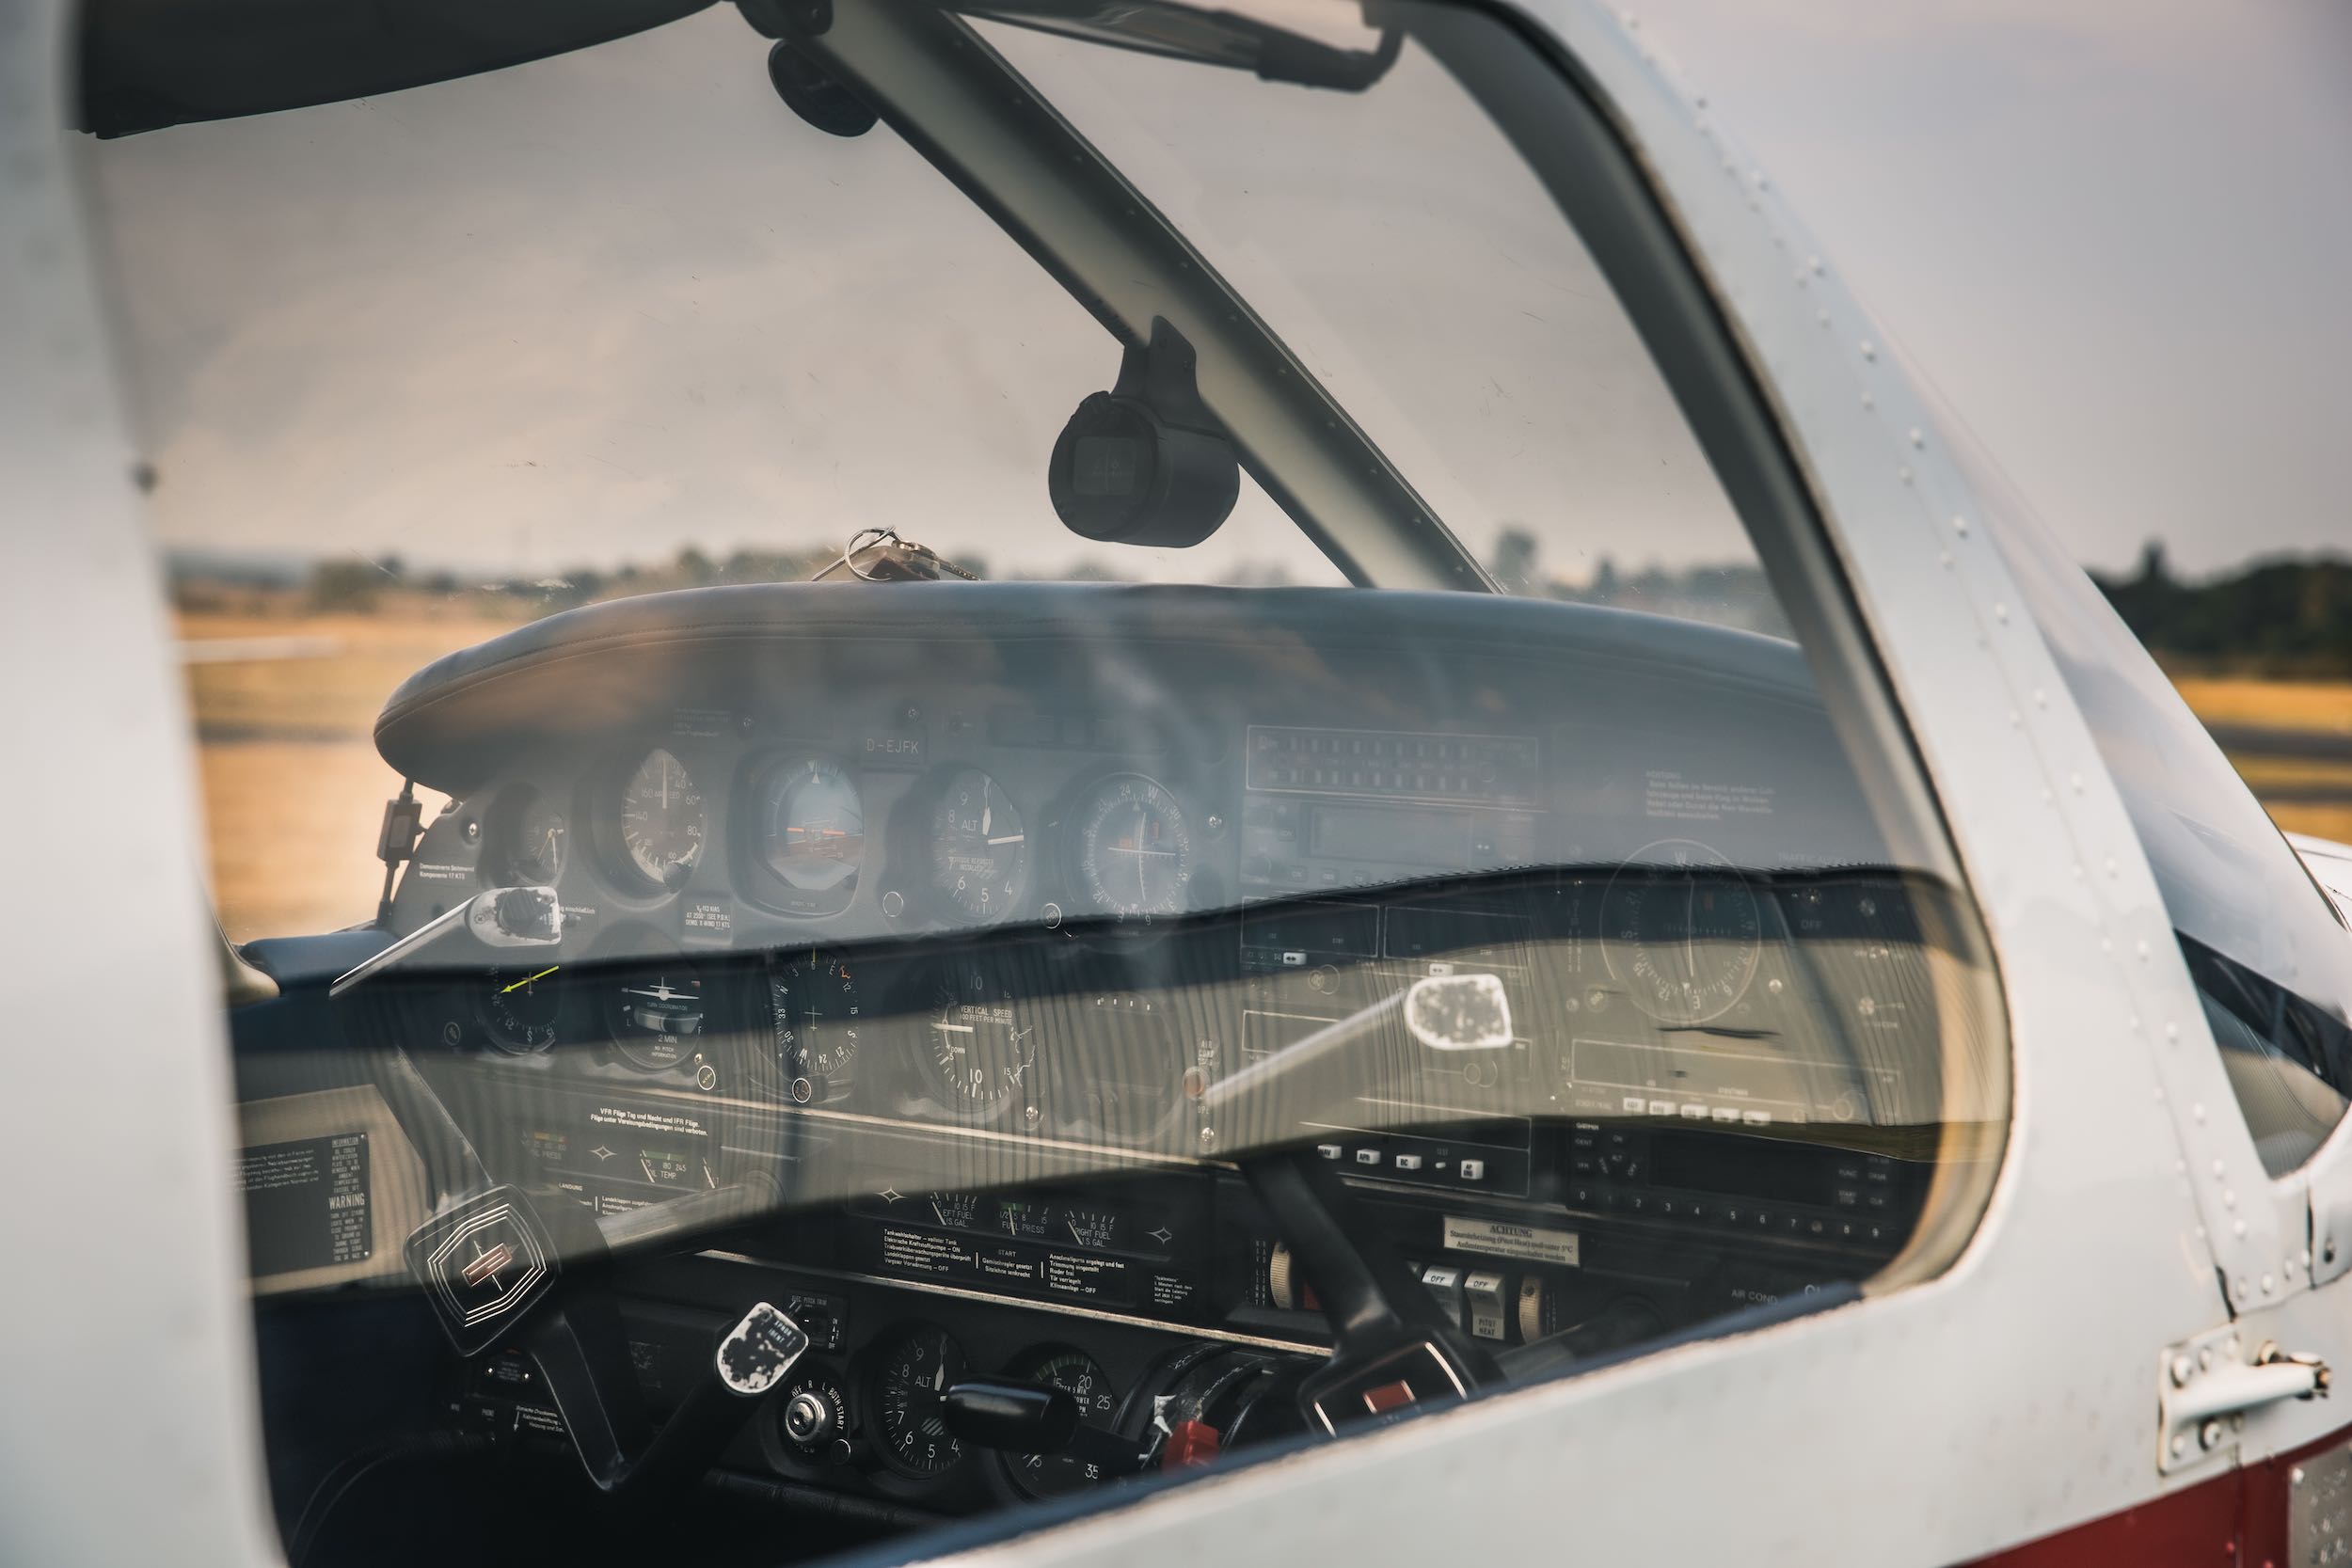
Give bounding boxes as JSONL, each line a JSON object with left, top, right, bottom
{"left": 501, "top": 965, "right": 560, "bottom": 994}
{"left": 1684, "top": 879, "right": 1698, "bottom": 984}
{"left": 1126, "top": 807, "right": 1145, "bottom": 908}
{"left": 986, "top": 833, "right": 1025, "bottom": 846}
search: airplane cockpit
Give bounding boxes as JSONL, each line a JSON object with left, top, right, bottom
{"left": 81, "top": 2, "right": 2011, "bottom": 1562}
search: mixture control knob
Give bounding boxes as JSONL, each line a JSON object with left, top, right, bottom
{"left": 783, "top": 1388, "right": 836, "bottom": 1446}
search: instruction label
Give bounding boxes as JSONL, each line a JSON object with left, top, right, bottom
{"left": 238, "top": 1133, "right": 372, "bottom": 1274}
{"left": 1443, "top": 1215, "right": 1579, "bottom": 1267}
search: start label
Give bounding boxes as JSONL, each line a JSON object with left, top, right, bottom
{"left": 1443, "top": 1214, "right": 1580, "bottom": 1267}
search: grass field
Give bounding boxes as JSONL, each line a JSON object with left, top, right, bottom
{"left": 2172, "top": 675, "right": 2352, "bottom": 843}
{"left": 178, "top": 610, "right": 2352, "bottom": 941}
{"left": 2169, "top": 676, "right": 2352, "bottom": 736}
{"left": 181, "top": 612, "right": 502, "bottom": 939}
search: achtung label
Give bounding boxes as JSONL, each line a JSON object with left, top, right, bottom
{"left": 1443, "top": 1215, "right": 1580, "bottom": 1267}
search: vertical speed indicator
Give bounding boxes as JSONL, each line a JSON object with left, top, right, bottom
{"left": 920, "top": 960, "right": 1034, "bottom": 1114}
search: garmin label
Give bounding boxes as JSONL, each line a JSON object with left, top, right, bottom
{"left": 1443, "top": 1215, "right": 1579, "bottom": 1267}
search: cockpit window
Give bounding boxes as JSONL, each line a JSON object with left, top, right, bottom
{"left": 93, "top": 1, "right": 2008, "bottom": 1561}
{"left": 1975, "top": 445, "right": 2352, "bottom": 1176}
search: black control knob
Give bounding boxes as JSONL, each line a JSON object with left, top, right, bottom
{"left": 941, "top": 1377, "right": 1080, "bottom": 1452}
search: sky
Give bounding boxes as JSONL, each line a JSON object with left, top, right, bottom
{"left": 87, "top": 1, "right": 1746, "bottom": 590}
{"left": 85, "top": 0, "right": 2350, "bottom": 584}
{"left": 1630, "top": 0, "right": 2352, "bottom": 576}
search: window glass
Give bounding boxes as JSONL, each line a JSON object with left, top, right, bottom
{"left": 91, "top": 0, "right": 2007, "bottom": 1558}
{"left": 979, "top": 13, "right": 1777, "bottom": 632}
{"left": 1978, "top": 446, "right": 2352, "bottom": 1174}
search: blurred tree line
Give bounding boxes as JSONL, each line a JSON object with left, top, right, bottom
{"left": 2094, "top": 544, "right": 2352, "bottom": 678}
{"left": 178, "top": 533, "right": 2348, "bottom": 683}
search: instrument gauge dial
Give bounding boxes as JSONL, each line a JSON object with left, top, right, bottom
{"left": 479, "top": 964, "right": 563, "bottom": 1053}
{"left": 1073, "top": 772, "right": 1194, "bottom": 920}
{"left": 1599, "top": 840, "right": 1764, "bottom": 1025}
{"left": 926, "top": 767, "right": 1028, "bottom": 921}
{"left": 866, "top": 1323, "right": 969, "bottom": 1478}
{"left": 604, "top": 962, "right": 707, "bottom": 1072}
{"left": 769, "top": 950, "right": 863, "bottom": 1086}
{"left": 920, "top": 960, "right": 1035, "bottom": 1113}
{"left": 486, "top": 786, "right": 567, "bottom": 886}
{"left": 757, "top": 754, "right": 864, "bottom": 914}
{"left": 616, "top": 748, "right": 706, "bottom": 888}
{"left": 1002, "top": 1347, "right": 1119, "bottom": 1498}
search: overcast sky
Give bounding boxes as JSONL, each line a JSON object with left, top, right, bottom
{"left": 89, "top": 2, "right": 1745, "bottom": 588}
{"left": 87, "top": 0, "right": 2349, "bottom": 583}
{"left": 1631, "top": 0, "right": 2352, "bottom": 576}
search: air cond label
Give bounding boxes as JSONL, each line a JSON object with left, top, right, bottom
{"left": 1443, "top": 1215, "right": 1580, "bottom": 1267}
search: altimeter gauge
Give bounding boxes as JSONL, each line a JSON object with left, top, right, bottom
{"left": 866, "top": 1323, "right": 968, "bottom": 1477}
{"left": 927, "top": 767, "right": 1028, "bottom": 921}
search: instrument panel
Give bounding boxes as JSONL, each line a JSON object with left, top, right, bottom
{"left": 254, "top": 588, "right": 1989, "bottom": 1529}
{"left": 377, "top": 597, "right": 1954, "bottom": 1166}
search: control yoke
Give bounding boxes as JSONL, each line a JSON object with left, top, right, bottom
{"left": 1198, "top": 972, "right": 1513, "bottom": 1120}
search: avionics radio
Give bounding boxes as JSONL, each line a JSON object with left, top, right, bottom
{"left": 1239, "top": 724, "right": 1543, "bottom": 892}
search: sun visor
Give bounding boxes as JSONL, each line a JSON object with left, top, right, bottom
{"left": 77, "top": 0, "right": 713, "bottom": 137}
